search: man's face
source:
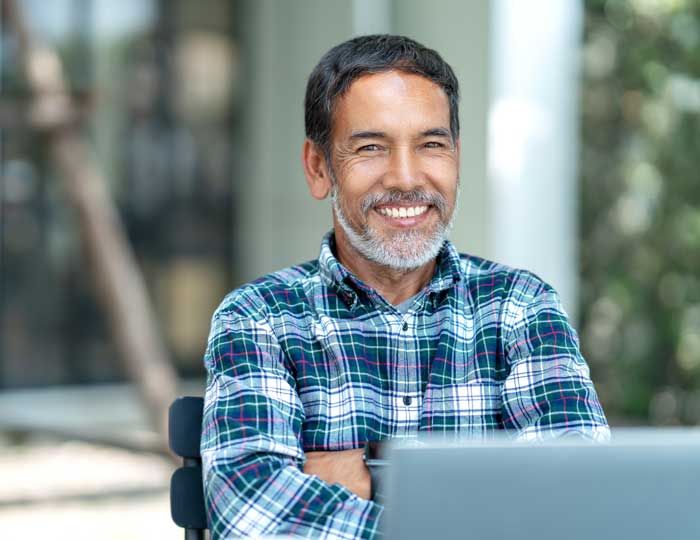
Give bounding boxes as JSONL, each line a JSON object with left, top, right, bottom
{"left": 328, "top": 70, "right": 460, "bottom": 271}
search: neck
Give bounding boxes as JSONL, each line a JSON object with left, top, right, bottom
{"left": 333, "top": 225, "right": 437, "bottom": 306}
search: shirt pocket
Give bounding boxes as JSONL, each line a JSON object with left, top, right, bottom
{"left": 421, "top": 380, "right": 503, "bottom": 436}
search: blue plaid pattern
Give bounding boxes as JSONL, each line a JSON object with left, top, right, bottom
{"left": 201, "top": 232, "right": 609, "bottom": 539}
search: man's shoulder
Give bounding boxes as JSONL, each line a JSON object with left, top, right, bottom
{"left": 213, "top": 259, "right": 320, "bottom": 320}
{"left": 456, "top": 251, "right": 554, "bottom": 303}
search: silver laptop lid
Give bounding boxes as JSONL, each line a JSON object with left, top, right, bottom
{"left": 383, "top": 430, "right": 700, "bottom": 540}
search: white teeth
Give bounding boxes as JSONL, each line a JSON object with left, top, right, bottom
{"left": 378, "top": 206, "right": 429, "bottom": 218}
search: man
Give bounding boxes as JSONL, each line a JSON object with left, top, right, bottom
{"left": 201, "top": 35, "right": 609, "bottom": 539}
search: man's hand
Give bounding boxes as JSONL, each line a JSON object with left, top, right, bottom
{"left": 304, "top": 448, "right": 371, "bottom": 500}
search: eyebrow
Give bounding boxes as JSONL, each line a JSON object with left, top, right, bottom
{"left": 348, "top": 127, "right": 452, "bottom": 140}
{"left": 349, "top": 130, "right": 387, "bottom": 140}
{"left": 421, "top": 127, "right": 451, "bottom": 138}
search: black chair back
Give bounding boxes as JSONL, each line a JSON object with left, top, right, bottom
{"left": 169, "top": 396, "right": 207, "bottom": 540}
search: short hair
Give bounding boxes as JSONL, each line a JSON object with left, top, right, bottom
{"left": 304, "top": 34, "right": 460, "bottom": 161}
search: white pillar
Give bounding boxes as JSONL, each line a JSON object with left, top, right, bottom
{"left": 488, "top": 0, "right": 583, "bottom": 319}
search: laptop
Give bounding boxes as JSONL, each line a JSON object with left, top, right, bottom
{"left": 382, "top": 430, "right": 700, "bottom": 540}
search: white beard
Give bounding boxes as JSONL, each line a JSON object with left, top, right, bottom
{"left": 331, "top": 184, "right": 459, "bottom": 272}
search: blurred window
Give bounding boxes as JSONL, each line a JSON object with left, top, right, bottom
{"left": 0, "top": 0, "right": 238, "bottom": 387}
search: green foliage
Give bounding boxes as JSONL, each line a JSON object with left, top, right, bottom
{"left": 580, "top": 0, "right": 700, "bottom": 424}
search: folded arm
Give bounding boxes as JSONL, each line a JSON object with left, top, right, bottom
{"left": 500, "top": 279, "right": 610, "bottom": 441}
{"left": 201, "top": 293, "right": 381, "bottom": 539}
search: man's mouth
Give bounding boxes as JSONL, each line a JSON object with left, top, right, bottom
{"left": 371, "top": 204, "right": 434, "bottom": 228}
{"left": 375, "top": 205, "right": 429, "bottom": 219}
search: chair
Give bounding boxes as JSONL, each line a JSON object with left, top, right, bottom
{"left": 169, "top": 396, "right": 208, "bottom": 540}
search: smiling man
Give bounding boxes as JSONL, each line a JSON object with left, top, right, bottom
{"left": 201, "top": 35, "right": 609, "bottom": 540}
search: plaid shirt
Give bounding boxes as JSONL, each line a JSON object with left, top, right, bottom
{"left": 201, "top": 232, "right": 609, "bottom": 539}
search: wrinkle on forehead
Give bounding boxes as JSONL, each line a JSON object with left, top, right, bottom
{"left": 349, "top": 70, "right": 446, "bottom": 101}
{"left": 332, "top": 71, "right": 451, "bottom": 139}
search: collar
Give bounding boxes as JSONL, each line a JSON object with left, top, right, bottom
{"left": 318, "top": 231, "right": 462, "bottom": 309}
{"left": 426, "top": 239, "right": 463, "bottom": 293}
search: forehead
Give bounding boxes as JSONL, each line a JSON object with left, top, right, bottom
{"left": 332, "top": 70, "right": 450, "bottom": 135}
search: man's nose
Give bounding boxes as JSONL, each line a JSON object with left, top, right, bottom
{"left": 382, "top": 146, "right": 423, "bottom": 191}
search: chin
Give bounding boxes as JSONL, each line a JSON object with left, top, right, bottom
{"left": 364, "top": 229, "right": 446, "bottom": 270}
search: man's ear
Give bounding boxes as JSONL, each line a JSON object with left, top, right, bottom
{"left": 302, "top": 138, "right": 332, "bottom": 200}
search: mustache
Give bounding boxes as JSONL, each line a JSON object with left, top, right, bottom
{"left": 360, "top": 189, "right": 449, "bottom": 215}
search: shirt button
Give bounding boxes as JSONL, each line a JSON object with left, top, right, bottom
{"left": 403, "top": 395, "right": 412, "bottom": 406}
{"left": 402, "top": 321, "right": 408, "bottom": 331}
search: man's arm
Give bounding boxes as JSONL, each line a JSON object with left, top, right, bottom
{"left": 500, "top": 277, "right": 610, "bottom": 441}
{"left": 201, "top": 291, "right": 381, "bottom": 539}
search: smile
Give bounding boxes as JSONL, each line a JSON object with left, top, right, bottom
{"left": 376, "top": 205, "right": 429, "bottom": 218}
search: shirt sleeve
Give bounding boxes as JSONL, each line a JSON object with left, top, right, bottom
{"left": 201, "top": 290, "right": 383, "bottom": 539}
{"left": 500, "top": 278, "right": 610, "bottom": 442}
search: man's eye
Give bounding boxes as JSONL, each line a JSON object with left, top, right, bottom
{"left": 358, "top": 144, "right": 381, "bottom": 152}
{"left": 424, "top": 141, "right": 446, "bottom": 149}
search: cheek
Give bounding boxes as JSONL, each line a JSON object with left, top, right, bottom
{"left": 431, "top": 152, "right": 459, "bottom": 172}
{"left": 420, "top": 153, "right": 458, "bottom": 173}
{"left": 336, "top": 162, "right": 384, "bottom": 208}
{"left": 339, "top": 157, "right": 387, "bottom": 182}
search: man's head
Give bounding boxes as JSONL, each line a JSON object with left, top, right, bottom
{"left": 302, "top": 35, "right": 461, "bottom": 272}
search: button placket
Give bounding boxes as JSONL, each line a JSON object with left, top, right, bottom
{"left": 397, "top": 312, "right": 420, "bottom": 429}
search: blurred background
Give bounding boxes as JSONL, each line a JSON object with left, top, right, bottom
{"left": 1, "top": 0, "right": 698, "bottom": 537}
